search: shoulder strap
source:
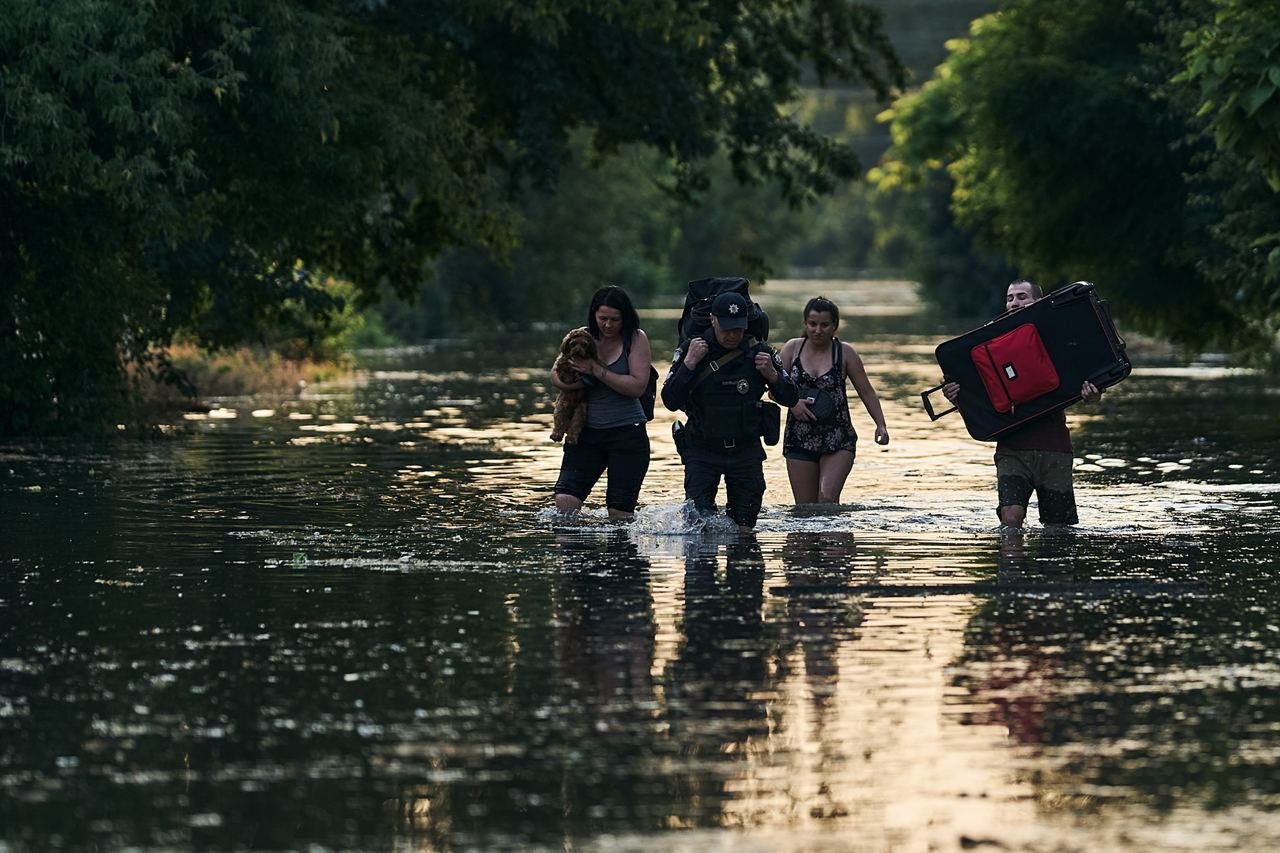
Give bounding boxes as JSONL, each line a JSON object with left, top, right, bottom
{"left": 621, "top": 331, "right": 638, "bottom": 367}
{"left": 691, "top": 346, "right": 746, "bottom": 389}
{"left": 784, "top": 336, "right": 804, "bottom": 375}
{"left": 833, "top": 337, "right": 848, "bottom": 401}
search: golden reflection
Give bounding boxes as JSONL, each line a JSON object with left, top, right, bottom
{"left": 683, "top": 534, "right": 1045, "bottom": 844}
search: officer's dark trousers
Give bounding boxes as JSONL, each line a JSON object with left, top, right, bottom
{"left": 683, "top": 442, "right": 767, "bottom": 529}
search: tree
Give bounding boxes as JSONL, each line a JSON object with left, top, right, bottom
{"left": 0, "top": 0, "right": 904, "bottom": 434}
{"left": 876, "top": 0, "right": 1279, "bottom": 359}
{"left": 1176, "top": 0, "right": 1280, "bottom": 353}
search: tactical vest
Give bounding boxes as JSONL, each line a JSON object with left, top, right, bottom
{"left": 687, "top": 338, "right": 768, "bottom": 443}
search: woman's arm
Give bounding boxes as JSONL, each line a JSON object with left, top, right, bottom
{"left": 549, "top": 365, "right": 585, "bottom": 391}
{"left": 844, "top": 342, "right": 889, "bottom": 442}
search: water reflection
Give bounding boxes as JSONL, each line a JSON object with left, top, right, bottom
{"left": 953, "top": 531, "right": 1280, "bottom": 826}
{"left": 774, "top": 533, "right": 863, "bottom": 821}
{"left": 666, "top": 538, "right": 770, "bottom": 829}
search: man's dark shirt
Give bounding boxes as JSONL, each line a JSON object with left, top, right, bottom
{"left": 995, "top": 408, "right": 1072, "bottom": 454}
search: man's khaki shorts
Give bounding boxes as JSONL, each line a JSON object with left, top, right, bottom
{"left": 994, "top": 449, "right": 1078, "bottom": 525}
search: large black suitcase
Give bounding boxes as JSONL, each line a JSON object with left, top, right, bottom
{"left": 921, "top": 281, "right": 1130, "bottom": 441}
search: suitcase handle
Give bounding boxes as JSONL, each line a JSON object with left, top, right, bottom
{"left": 1086, "top": 362, "right": 1130, "bottom": 387}
{"left": 1093, "top": 297, "right": 1127, "bottom": 353}
{"left": 1048, "top": 281, "right": 1095, "bottom": 308}
{"left": 921, "top": 383, "right": 957, "bottom": 421}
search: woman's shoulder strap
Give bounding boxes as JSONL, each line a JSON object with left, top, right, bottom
{"left": 783, "top": 333, "right": 803, "bottom": 371}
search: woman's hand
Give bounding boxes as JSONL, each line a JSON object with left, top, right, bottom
{"left": 568, "top": 357, "right": 603, "bottom": 379}
{"left": 792, "top": 397, "right": 817, "bottom": 423}
{"left": 1081, "top": 380, "right": 1102, "bottom": 404}
{"left": 874, "top": 425, "right": 890, "bottom": 445}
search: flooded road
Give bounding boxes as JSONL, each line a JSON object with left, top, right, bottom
{"left": 2, "top": 280, "right": 1279, "bottom": 850}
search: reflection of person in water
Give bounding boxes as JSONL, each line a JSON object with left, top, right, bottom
{"left": 778, "top": 532, "right": 865, "bottom": 673}
{"left": 959, "top": 534, "right": 1090, "bottom": 746}
{"left": 664, "top": 538, "right": 770, "bottom": 824}
{"left": 554, "top": 533, "right": 656, "bottom": 713}
{"left": 776, "top": 531, "right": 864, "bottom": 818}
{"left": 551, "top": 532, "right": 660, "bottom": 828}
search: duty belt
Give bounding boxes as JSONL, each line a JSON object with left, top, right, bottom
{"left": 694, "top": 434, "right": 745, "bottom": 451}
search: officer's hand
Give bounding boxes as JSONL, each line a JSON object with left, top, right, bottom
{"left": 683, "top": 338, "right": 709, "bottom": 369}
{"left": 942, "top": 381, "right": 960, "bottom": 404}
{"left": 754, "top": 351, "right": 778, "bottom": 382}
{"left": 1081, "top": 380, "right": 1102, "bottom": 404}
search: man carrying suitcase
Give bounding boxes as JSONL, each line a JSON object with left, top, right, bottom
{"left": 942, "top": 279, "right": 1102, "bottom": 529}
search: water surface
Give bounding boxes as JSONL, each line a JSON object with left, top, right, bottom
{"left": 3, "top": 280, "right": 1279, "bottom": 850}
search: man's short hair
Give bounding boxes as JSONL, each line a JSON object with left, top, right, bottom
{"left": 1008, "top": 278, "right": 1042, "bottom": 298}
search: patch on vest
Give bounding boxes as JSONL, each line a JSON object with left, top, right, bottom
{"left": 735, "top": 379, "right": 750, "bottom": 395}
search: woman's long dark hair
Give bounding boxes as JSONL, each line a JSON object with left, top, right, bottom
{"left": 587, "top": 285, "right": 640, "bottom": 339}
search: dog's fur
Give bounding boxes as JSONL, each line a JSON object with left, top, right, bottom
{"left": 550, "top": 327, "right": 597, "bottom": 443}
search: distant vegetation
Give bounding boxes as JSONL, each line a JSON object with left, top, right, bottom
{"left": 4, "top": 0, "right": 1277, "bottom": 435}
{"left": 877, "top": 0, "right": 1280, "bottom": 360}
{"left": 0, "top": 0, "right": 903, "bottom": 434}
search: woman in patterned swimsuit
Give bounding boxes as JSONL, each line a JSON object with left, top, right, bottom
{"left": 777, "top": 297, "right": 890, "bottom": 504}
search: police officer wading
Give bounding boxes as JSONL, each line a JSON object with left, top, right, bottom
{"left": 662, "top": 291, "right": 799, "bottom": 532}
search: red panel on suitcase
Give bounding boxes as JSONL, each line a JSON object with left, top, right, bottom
{"left": 970, "top": 323, "right": 1059, "bottom": 413}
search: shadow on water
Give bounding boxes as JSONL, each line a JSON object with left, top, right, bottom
{"left": 3, "top": 280, "right": 1280, "bottom": 849}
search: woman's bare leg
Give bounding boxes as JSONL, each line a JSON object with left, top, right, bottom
{"left": 787, "top": 459, "right": 821, "bottom": 504}
{"left": 817, "top": 450, "right": 856, "bottom": 504}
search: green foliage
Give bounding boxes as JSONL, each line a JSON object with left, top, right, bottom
{"left": 872, "top": 168, "right": 1019, "bottom": 320}
{"left": 1175, "top": 0, "right": 1280, "bottom": 353}
{"left": 1, "top": 0, "right": 904, "bottom": 434}
{"left": 877, "top": 0, "right": 1278, "bottom": 359}
{"left": 1178, "top": 0, "right": 1280, "bottom": 191}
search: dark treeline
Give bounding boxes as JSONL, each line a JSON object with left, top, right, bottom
{"left": 0, "top": 0, "right": 903, "bottom": 434}
{"left": 353, "top": 0, "right": 1280, "bottom": 366}
{"left": 878, "top": 0, "right": 1280, "bottom": 358}
{"left": 2, "top": 0, "right": 1277, "bottom": 435}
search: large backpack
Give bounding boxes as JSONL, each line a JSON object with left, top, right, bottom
{"left": 677, "top": 276, "right": 770, "bottom": 346}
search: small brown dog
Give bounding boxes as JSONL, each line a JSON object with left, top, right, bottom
{"left": 550, "top": 327, "right": 597, "bottom": 443}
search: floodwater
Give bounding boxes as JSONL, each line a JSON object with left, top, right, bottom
{"left": 2, "top": 279, "right": 1279, "bottom": 851}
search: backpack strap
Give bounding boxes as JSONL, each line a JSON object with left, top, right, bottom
{"left": 690, "top": 337, "right": 754, "bottom": 389}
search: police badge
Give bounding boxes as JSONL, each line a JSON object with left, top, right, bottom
{"left": 735, "top": 379, "right": 750, "bottom": 395}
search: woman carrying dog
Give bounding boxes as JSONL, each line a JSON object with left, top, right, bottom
{"left": 549, "top": 285, "right": 652, "bottom": 520}
{"left": 777, "top": 296, "right": 889, "bottom": 505}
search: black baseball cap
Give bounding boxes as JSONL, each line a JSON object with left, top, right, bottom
{"left": 711, "top": 292, "right": 749, "bottom": 329}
